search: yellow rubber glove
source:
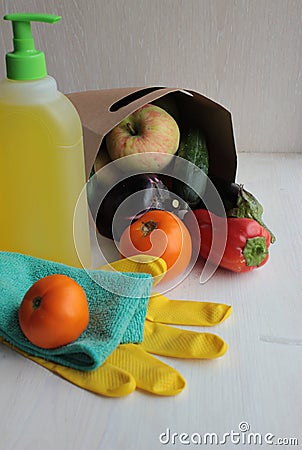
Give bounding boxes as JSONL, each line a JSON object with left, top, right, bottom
{"left": 1, "top": 296, "right": 230, "bottom": 397}
{"left": 99, "top": 254, "right": 167, "bottom": 287}
{"left": 0, "top": 256, "right": 232, "bottom": 397}
{"left": 105, "top": 295, "right": 231, "bottom": 395}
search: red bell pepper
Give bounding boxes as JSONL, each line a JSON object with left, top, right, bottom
{"left": 194, "top": 209, "right": 271, "bottom": 273}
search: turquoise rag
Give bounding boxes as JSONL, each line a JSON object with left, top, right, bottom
{"left": 0, "top": 251, "right": 152, "bottom": 371}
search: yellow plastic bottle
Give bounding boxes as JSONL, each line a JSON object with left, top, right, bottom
{"left": 0, "top": 13, "right": 91, "bottom": 267}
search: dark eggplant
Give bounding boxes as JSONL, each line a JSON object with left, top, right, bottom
{"left": 227, "top": 184, "right": 276, "bottom": 243}
{"left": 197, "top": 177, "right": 275, "bottom": 243}
{"left": 195, "top": 176, "right": 240, "bottom": 214}
{"left": 91, "top": 174, "right": 189, "bottom": 240}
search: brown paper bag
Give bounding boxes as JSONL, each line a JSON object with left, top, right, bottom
{"left": 67, "top": 86, "right": 237, "bottom": 183}
{"left": 67, "top": 86, "right": 237, "bottom": 251}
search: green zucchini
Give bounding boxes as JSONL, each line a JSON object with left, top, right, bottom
{"left": 172, "top": 128, "right": 209, "bottom": 207}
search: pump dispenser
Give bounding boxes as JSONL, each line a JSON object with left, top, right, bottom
{"left": 4, "top": 13, "right": 61, "bottom": 80}
{"left": 0, "top": 14, "right": 91, "bottom": 267}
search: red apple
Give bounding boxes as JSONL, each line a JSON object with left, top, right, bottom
{"left": 105, "top": 104, "right": 180, "bottom": 171}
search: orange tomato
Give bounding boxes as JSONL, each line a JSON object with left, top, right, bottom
{"left": 119, "top": 210, "right": 192, "bottom": 282}
{"left": 18, "top": 274, "right": 89, "bottom": 349}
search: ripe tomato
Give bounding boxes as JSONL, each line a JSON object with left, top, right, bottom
{"left": 119, "top": 210, "right": 192, "bottom": 282}
{"left": 18, "top": 274, "right": 89, "bottom": 349}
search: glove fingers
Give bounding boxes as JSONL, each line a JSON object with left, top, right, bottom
{"left": 142, "top": 321, "right": 228, "bottom": 359}
{"left": 99, "top": 255, "right": 167, "bottom": 286}
{"left": 107, "top": 344, "right": 186, "bottom": 396}
{"left": 1, "top": 339, "right": 136, "bottom": 397}
{"left": 147, "top": 294, "right": 232, "bottom": 326}
{"left": 52, "top": 361, "right": 136, "bottom": 397}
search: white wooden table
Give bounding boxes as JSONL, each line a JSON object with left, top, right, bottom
{"left": 1, "top": 153, "right": 301, "bottom": 450}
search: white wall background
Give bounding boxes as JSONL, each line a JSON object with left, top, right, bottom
{"left": 0, "top": 0, "right": 301, "bottom": 153}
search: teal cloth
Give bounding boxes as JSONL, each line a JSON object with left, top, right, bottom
{"left": 0, "top": 251, "right": 152, "bottom": 371}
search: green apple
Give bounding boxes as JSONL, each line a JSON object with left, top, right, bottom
{"left": 105, "top": 104, "right": 180, "bottom": 171}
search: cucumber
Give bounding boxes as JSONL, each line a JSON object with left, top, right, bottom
{"left": 172, "top": 128, "right": 209, "bottom": 207}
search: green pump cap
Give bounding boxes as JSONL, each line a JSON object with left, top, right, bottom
{"left": 3, "top": 13, "right": 61, "bottom": 80}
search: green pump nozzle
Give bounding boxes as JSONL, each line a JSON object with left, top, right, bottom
{"left": 3, "top": 13, "right": 61, "bottom": 80}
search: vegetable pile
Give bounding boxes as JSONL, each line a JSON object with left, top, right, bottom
{"left": 90, "top": 98, "right": 275, "bottom": 280}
